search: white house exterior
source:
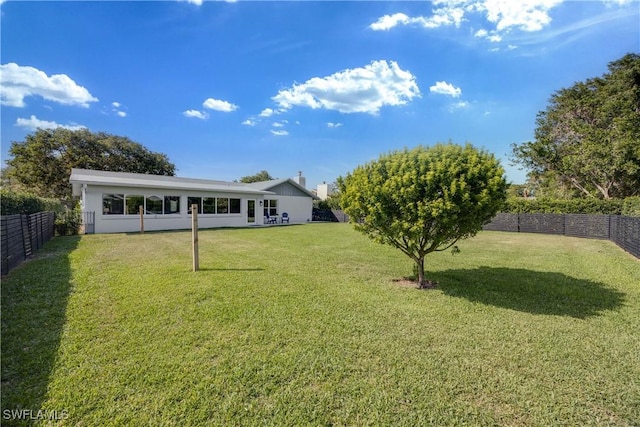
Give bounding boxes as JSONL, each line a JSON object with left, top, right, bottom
{"left": 316, "top": 182, "right": 333, "bottom": 200}
{"left": 70, "top": 169, "right": 318, "bottom": 234}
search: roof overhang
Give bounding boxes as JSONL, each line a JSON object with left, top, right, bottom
{"left": 247, "top": 178, "right": 321, "bottom": 200}
{"left": 69, "top": 169, "right": 275, "bottom": 197}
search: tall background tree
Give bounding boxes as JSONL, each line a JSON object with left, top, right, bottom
{"left": 6, "top": 128, "right": 176, "bottom": 199}
{"left": 340, "top": 143, "right": 507, "bottom": 289}
{"left": 511, "top": 53, "right": 640, "bottom": 199}
{"left": 239, "top": 170, "right": 275, "bottom": 183}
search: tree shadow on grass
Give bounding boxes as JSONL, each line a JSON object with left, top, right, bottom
{"left": 432, "top": 267, "right": 626, "bottom": 319}
{"left": 1, "top": 236, "right": 80, "bottom": 426}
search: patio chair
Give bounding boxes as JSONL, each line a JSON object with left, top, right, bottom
{"left": 265, "top": 213, "right": 277, "bottom": 224}
{"left": 281, "top": 212, "right": 290, "bottom": 224}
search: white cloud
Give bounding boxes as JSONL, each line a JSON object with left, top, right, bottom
{"left": 203, "top": 97, "right": 238, "bottom": 112}
{"left": 475, "top": 29, "right": 503, "bottom": 42}
{"left": 603, "top": 0, "right": 632, "bottom": 5}
{"left": 369, "top": 5, "right": 465, "bottom": 31}
{"left": 430, "top": 81, "right": 462, "bottom": 98}
{"left": 183, "top": 0, "right": 203, "bottom": 5}
{"left": 272, "top": 60, "right": 420, "bottom": 115}
{"left": 270, "top": 129, "right": 289, "bottom": 136}
{"left": 327, "top": 122, "right": 343, "bottom": 128}
{"left": 369, "top": 13, "right": 411, "bottom": 31}
{"left": 449, "top": 101, "right": 470, "bottom": 111}
{"left": 183, "top": 109, "right": 209, "bottom": 119}
{"left": 478, "top": 0, "right": 564, "bottom": 32}
{"left": 15, "top": 115, "right": 86, "bottom": 131}
{"left": 371, "top": 0, "right": 566, "bottom": 44}
{"left": 110, "top": 101, "right": 127, "bottom": 117}
{"left": 0, "top": 63, "right": 98, "bottom": 108}
{"left": 259, "top": 108, "right": 276, "bottom": 117}
{"left": 242, "top": 118, "right": 257, "bottom": 126}
{"left": 272, "top": 121, "right": 285, "bottom": 128}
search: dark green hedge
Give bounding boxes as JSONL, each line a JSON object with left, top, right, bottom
{"left": 1, "top": 190, "right": 63, "bottom": 215}
{"left": 1, "top": 191, "right": 82, "bottom": 235}
{"left": 502, "top": 198, "right": 625, "bottom": 215}
{"left": 622, "top": 197, "right": 640, "bottom": 217}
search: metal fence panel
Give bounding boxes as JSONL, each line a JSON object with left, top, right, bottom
{"left": 312, "top": 208, "right": 339, "bottom": 222}
{"left": 482, "top": 213, "right": 519, "bottom": 232}
{"left": 484, "top": 213, "right": 639, "bottom": 259}
{"left": 1, "top": 215, "right": 27, "bottom": 276}
{"left": 610, "top": 216, "right": 640, "bottom": 258}
{"left": 565, "top": 214, "right": 610, "bottom": 239}
{"left": 1, "top": 212, "right": 56, "bottom": 276}
{"left": 519, "top": 213, "right": 565, "bottom": 235}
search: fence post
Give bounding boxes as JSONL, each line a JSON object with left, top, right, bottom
{"left": 192, "top": 204, "right": 199, "bottom": 272}
{"left": 139, "top": 205, "right": 144, "bottom": 233}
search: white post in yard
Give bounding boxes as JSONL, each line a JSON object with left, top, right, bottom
{"left": 192, "top": 204, "right": 199, "bottom": 272}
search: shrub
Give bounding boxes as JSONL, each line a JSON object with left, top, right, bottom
{"left": 1, "top": 190, "right": 62, "bottom": 215}
{"left": 1, "top": 190, "right": 82, "bottom": 235}
{"left": 55, "top": 204, "right": 82, "bottom": 236}
{"left": 341, "top": 143, "right": 506, "bottom": 288}
{"left": 502, "top": 198, "right": 623, "bottom": 215}
{"left": 622, "top": 196, "right": 640, "bottom": 217}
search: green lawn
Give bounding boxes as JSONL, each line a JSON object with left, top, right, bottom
{"left": 2, "top": 223, "right": 639, "bottom": 426}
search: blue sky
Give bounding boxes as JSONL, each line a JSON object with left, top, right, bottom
{"left": 1, "top": 0, "right": 638, "bottom": 189}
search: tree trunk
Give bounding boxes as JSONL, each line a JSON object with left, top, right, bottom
{"left": 416, "top": 257, "right": 425, "bottom": 287}
{"left": 416, "top": 257, "right": 437, "bottom": 289}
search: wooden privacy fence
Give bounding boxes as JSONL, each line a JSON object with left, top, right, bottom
{"left": 1, "top": 212, "right": 55, "bottom": 276}
{"left": 484, "top": 213, "right": 640, "bottom": 258}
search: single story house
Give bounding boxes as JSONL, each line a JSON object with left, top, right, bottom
{"left": 70, "top": 168, "right": 319, "bottom": 234}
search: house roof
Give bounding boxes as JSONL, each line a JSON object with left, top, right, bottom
{"left": 246, "top": 178, "right": 320, "bottom": 200}
{"left": 69, "top": 169, "right": 276, "bottom": 196}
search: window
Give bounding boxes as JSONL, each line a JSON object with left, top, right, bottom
{"left": 187, "top": 197, "right": 202, "bottom": 214}
{"left": 216, "top": 198, "right": 229, "bottom": 214}
{"left": 126, "top": 195, "right": 144, "bottom": 215}
{"left": 146, "top": 195, "right": 163, "bottom": 214}
{"left": 103, "top": 194, "right": 124, "bottom": 215}
{"left": 164, "top": 196, "right": 180, "bottom": 214}
{"left": 101, "top": 194, "right": 240, "bottom": 216}
{"left": 264, "top": 199, "right": 278, "bottom": 216}
{"left": 230, "top": 198, "right": 241, "bottom": 214}
{"left": 203, "top": 197, "right": 216, "bottom": 214}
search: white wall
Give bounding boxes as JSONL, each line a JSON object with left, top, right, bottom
{"left": 267, "top": 195, "right": 313, "bottom": 224}
{"left": 84, "top": 185, "right": 265, "bottom": 234}
{"left": 316, "top": 183, "right": 332, "bottom": 200}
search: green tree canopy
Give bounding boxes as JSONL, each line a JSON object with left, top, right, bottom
{"left": 340, "top": 143, "right": 507, "bottom": 289}
{"left": 6, "top": 128, "right": 176, "bottom": 199}
{"left": 239, "top": 170, "right": 275, "bottom": 183}
{"left": 511, "top": 53, "right": 640, "bottom": 199}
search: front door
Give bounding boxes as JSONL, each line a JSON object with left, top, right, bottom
{"left": 247, "top": 200, "right": 256, "bottom": 224}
